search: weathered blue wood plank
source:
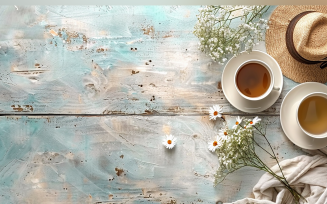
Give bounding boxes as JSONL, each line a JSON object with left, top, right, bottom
{"left": 0, "top": 115, "right": 307, "bottom": 203}
{"left": 0, "top": 5, "right": 291, "bottom": 115}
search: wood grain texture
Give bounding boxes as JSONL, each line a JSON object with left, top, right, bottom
{"left": 0, "top": 5, "right": 321, "bottom": 204}
{"left": 0, "top": 115, "right": 308, "bottom": 203}
{"left": 0, "top": 5, "right": 291, "bottom": 116}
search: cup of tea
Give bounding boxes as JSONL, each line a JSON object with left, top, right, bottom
{"left": 234, "top": 59, "right": 280, "bottom": 101}
{"left": 296, "top": 92, "right": 327, "bottom": 138}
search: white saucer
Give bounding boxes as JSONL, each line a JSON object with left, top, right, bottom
{"left": 280, "top": 82, "right": 327, "bottom": 150}
{"left": 222, "top": 50, "right": 283, "bottom": 113}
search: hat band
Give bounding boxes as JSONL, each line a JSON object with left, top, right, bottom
{"left": 286, "top": 11, "right": 327, "bottom": 69}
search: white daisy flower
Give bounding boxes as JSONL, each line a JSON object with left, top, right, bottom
{"left": 233, "top": 116, "right": 242, "bottom": 129}
{"left": 218, "top": 128, "right": 228, "bottom": 139}
{"left": 249, "top": 116, "right": 261, "bottom": 126}
{"left": 209, "top": 105, "right": 223, "bottom": 120}
{"left": 163, "top": 134, "right": 177, "bottom": 149}
{"left": 208, "top": 136, "right": 223, "bottom": 152}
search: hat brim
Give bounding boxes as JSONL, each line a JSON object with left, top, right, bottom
{"left": 266, "top": 5, "right": 327, "bottom": 83}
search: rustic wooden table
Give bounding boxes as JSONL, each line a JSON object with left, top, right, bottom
{"left": 0, "top": 5, "right": 320, "bottom": 204}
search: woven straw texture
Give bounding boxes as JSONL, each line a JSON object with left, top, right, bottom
{"left": 293, "top": 12, "right": 327, "bottom": 61}
{"left": 266, "top": 6, "right": 327, "bottom": 83}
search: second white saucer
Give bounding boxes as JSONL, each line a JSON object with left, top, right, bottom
{"left": 280, "top": 82, "right": 327, "bottom": 150}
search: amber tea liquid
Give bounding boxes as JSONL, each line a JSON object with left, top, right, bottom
{"left": 298, "top": 95, "right": 327, "bottom": 135}
{"left": 236, "top": 63, "right": 271, "bottom": 97}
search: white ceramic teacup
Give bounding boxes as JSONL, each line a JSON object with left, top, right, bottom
{"left": 296, "top": 92, "right": 327, "bottom": 138}
{"left": 234, "top": 59, "right": 280, "bottom": 101}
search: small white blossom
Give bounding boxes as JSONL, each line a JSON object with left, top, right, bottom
{"left": 208, "top": 136, "right": 223, "bottom": 152}
{"left": 243, "top": 24, "right": 251, "bottom": 29}
{"left": 218, "top": 128, "right": 228, "bottom": 139}
{"left": 239, "top": 36, "right": 246, "bottom": 42}
{"left": 248, "top": 116, "right": 261, "bottom": 126}
{"left": 162, "top": 134, "right": 176, "bottom": 149}
{"left": 209, "top": 105, "right": 223, "bottom": 120}
{"left": 233, "top": 116, "right": 242, "bottom": 129}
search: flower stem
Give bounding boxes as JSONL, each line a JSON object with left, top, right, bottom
{"left": 239, "top": 122, "right": 306, "bottom": 203}
{"left": 253, "top": 125, "right": 289, "bottom": 185}
{"left": 253, "top": 153, "right": 306, "bottom": 203}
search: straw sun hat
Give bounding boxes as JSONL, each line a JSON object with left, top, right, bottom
{"left": 266, "top": 6, "right": 327, "bottom": 83}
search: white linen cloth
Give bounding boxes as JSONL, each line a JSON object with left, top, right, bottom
{"left": 227, "top": 155, "right": 327, "bottom": 204}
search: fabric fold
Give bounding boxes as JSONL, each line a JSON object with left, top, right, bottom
{"left": 226, "top": 155, "right": 327, "bottom": 204}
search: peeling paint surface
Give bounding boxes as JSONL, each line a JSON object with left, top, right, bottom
{"left": 0, "top": 5, "right": 315, "bottom": 204}
{"left": 0, "top": 5, "right": 287, "bottom": 115}
{"left": 0, "top": 116, "right": 308, "bottom": 203}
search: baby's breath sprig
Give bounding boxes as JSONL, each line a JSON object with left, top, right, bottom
{"left": 208, "top": 108, "right": 305, "bottom": 203}
{"left": 194, "top": 5, "right": 270, "bottom": 64}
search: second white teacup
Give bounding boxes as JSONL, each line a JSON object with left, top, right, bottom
{"left": 296, "top": 92, "right": 327, "bottom": 138}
